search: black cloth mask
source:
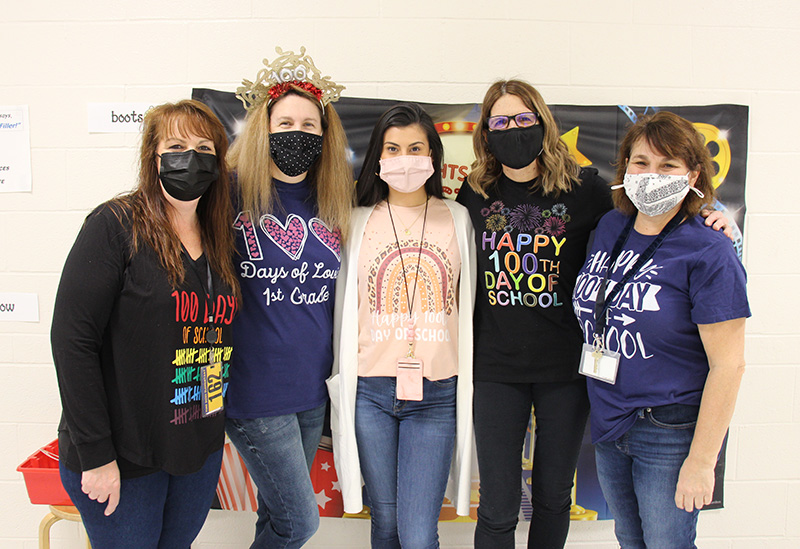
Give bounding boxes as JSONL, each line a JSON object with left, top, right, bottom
{"left": 486, "top": 125, "right": 544, "bottom": 170}
{"left": 269, "top": 131, "right": 324, "bottom": 178}
{"left": 158, "top": 150, "right": 218, "bottom": 201}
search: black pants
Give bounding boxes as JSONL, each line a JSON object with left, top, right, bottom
{"left": 473, "top": 379, "right": 590, "bottom": 549}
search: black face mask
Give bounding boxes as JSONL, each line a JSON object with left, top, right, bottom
{"left": 486, "top": 125, "right": 544, "bottom": 170}
{"left": 158, "top": 150, "right": 218, "bottom": 201}
{"left": 269, "top": 131, "right": 324, "bottom": 178}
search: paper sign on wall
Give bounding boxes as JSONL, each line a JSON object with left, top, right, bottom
{"left": 0, "top": 293, "right": 39, "bottom": 322}
{"left": 87, "top": 103, "right": 156, "bottom": 133}
{"left": 0, "top": 105, "right": 32, "bottom": 193}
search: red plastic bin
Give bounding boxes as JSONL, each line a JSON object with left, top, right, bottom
{"left": 17, "top": 440, "right": 73, "bottom": 506}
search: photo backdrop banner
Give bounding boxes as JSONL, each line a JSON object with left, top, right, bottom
{"left": 195, "top": 88, "right": 748, "bottom": 519}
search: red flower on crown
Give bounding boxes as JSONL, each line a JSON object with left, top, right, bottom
{"left": 268, "top": 81, "right": 323, "bottom": 102}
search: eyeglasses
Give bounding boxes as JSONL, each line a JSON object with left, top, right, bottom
{"left": 486, "top": 112, "right": 540, "bottom": 131}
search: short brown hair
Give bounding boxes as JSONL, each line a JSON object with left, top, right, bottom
{"left": 613, "top": 111, "right": 716, "bottom": 218}
{"left": 468, "top": 79, "right": 579, "bottom": 198}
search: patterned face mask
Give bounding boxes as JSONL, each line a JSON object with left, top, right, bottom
{"left": 613, "top": 172, "right": 704, "bottom": 217}
{"left": 269, "top": 131, "right": 323, "bottom": 178}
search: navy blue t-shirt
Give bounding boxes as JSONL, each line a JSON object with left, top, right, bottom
{"left": 227, "top": 178, "right": 341, "bottom": 418}
{"left": 572, "top": 210, "right": 750, "bottom": 443}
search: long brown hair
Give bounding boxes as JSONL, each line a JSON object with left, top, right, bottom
{"left": 228, "top": 86, "right": 353, "bottom": 240}
{"left": 612, "top": 111, "right": 716, "bottom": 218}
{"left": 468, "top": 79, "right": 579, "bottom": 197}
{"left": 109, "top": 100, "right": 239, "bottom": 298}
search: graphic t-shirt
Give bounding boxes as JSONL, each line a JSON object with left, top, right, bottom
{"left": 572, "top": 210, "right": 751, "bottom": 443}
{"left": 52, "top": 202, "right": 237, "bottom": 477}
{"left": 227, "top": 178, "right": 341, "bottom": 418}
{"left": 357, "top": 198, "right": 460, "bottom": 380}
{"left": 456, "top": 168, "right": 612, "bottom": 382}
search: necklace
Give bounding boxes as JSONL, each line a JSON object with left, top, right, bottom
{"left": 392, "top": 202, "right": 427, "bottom": 235}
{"left": 387, "top": 196, "right": 429, "bottom": 356}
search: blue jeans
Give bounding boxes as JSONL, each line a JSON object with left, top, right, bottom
{"left": 595, "top": 404, "right": 701, "bottom": 549}
{"left": 355, "top": 376, "right": 457, "bottom": 549}
{"left": 225, "top": 403, "right": 325, "bottom": 549}
{"left": 472, "top": 379, "right": 590, "bottom": 549}
{"left": 59, "top": 448, "right": 223, "bottom": 549}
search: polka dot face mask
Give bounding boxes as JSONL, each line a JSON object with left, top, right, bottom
{"left": 269, "top": 131, "right": 324, "bottom": 178}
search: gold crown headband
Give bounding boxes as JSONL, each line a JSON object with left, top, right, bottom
{"left": 236, "top": 47, "right": 345, "bottom": 112}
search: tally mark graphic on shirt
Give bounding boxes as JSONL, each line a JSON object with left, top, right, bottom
{"left": 169, "top": 290, "right": 235, "bottom": 425}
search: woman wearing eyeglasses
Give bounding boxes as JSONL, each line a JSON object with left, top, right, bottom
{"left": 456, "top": 79, "right": 611, "bottom": 549}
{"left": 457, "top": 80, "right": 730, "bottom": 549}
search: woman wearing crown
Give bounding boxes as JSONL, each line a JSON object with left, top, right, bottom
{"left": 224, "top": 48, "right": 353, "bottom": 548}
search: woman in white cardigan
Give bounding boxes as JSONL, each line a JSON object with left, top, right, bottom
{"left": 327, "top": 103, "right": 476, "bottom": 548}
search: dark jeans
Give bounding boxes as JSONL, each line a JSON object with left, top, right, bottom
{"left": 473, "top": 379, "right": 590, "bottom": 549}
{"left": 60, "top": 448, "right": 223, "bottom": 549}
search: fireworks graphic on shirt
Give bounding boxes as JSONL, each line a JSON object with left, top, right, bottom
{"left": 486, "top": 214, "right": 507, "bottom": 232}
{"left": 543, "top": 216, "right": 566, "bottom": 237}
{"left": 509, "top": 204, "right": 542, "bottom": 231}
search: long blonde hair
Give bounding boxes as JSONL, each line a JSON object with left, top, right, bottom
{"left": 468, "top": 79, "right": 579, "bottom": 198}
{"left": 228, "top": 87, "right": 353, "bottom": 239}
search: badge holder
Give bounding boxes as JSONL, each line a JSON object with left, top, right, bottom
{"left": 579, "top": 334, "right": 620, "bottom": 384}
{"left": 396, "top": 320, "right": 423, "bottom": 401}
{"left": 200, "top": 321, "right": 224, "bottom": 416}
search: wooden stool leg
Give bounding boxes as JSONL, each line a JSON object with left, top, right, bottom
{"left": 38, "top": 512, "right": 60, "bottom": 549}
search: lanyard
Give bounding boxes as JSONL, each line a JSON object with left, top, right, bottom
{"left": 593, "top": 213, "right": 682, "bottom": 338}
{"left": 387, "top": 197, "right": 429, "bottom": 357}
{"left": 188, "top": 255, "right": 218, "bottom": 361}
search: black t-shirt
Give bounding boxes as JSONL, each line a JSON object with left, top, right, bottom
{"left": 456, "top": 168, "right": 611, "bottom": 382}
{"left": 52, "top": 203, "right": 237, "bottom": 477}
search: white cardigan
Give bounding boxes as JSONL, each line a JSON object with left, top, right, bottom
{"left": 326, "top": 198, "right": 477, "bottom": 516}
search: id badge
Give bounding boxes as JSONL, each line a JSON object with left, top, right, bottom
{"left": 201, "top": 361, "right": 224, "bottom": 416}
{"left": 396, "top": 357, "right": 423, "bottom": 401}
{"left": 579, "top": 343, "right": 620, "bottom": 384}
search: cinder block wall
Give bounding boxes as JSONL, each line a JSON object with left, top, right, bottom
{"left": 1, "top": 2, "right": 797, "bottom": 547}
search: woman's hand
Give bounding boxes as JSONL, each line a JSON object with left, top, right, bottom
{"left": 700, "top": 208, "right": 734, "bottom": 239}
{"left": 675, "top": 456, "right": 715, "bottom": 512}
{"left": 675, "top": 318, "right": 746, "bottom": 513}
{"left": 81, "top": 460, "right": 121, "bottom": 516}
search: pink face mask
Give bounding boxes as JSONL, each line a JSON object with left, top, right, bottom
{"left": 378, "top": 155, "right": 435, "bottom": 194}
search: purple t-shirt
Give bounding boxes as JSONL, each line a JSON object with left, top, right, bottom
{"left": 572, "top": 210, "right": 750, "bottom": 443}
{"left": 227, "top": 178, "right": 341, "bottom": 418}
